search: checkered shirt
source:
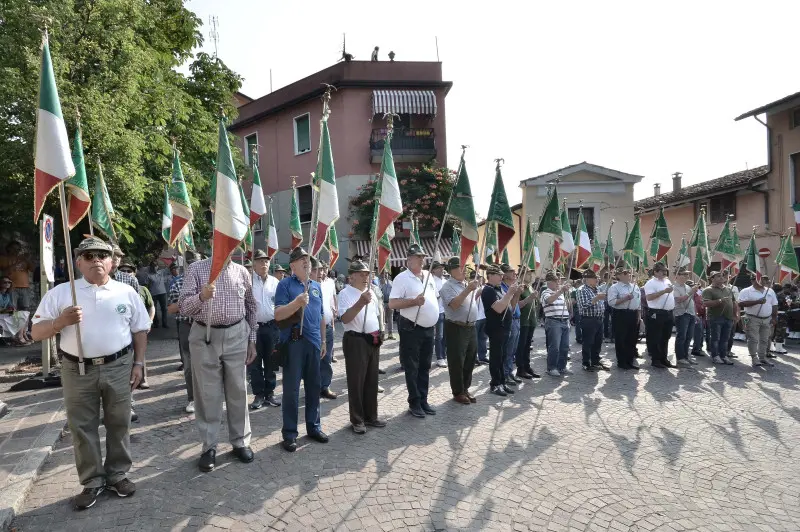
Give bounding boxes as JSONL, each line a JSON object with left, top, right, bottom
{"left": 576, "top": 284, "right": 605, "bottom": 318}
{"left": 178, "top": 258, "right": 257, "bottom": 342}
{"left": 167, "top": 276, "right": 191, "bottom": 322}
{"left": 114, "top": 270, "right": 140, "bottom": 292}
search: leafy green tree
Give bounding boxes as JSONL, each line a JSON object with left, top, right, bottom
{"left": 0, "top": 0, "right": 242, "bottom": 260}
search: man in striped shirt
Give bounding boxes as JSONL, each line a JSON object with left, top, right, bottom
{"left": 540, "top": 272, "right": 572, "bottom": 377}
{"left": 576, "top": 270, "right": 609, "bottom": 371}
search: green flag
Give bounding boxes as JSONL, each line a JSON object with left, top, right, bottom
{"left": 712, "top": 216, "right": 737, "bottom": 263}
{"left": 451, "top": 227, "right": 461, "bottom": 257}
{"left": 778, "top": 233, "right": 800, "bottom": 283}
{"left": 623, "top": 217, "right": 645, "bottom": 271}
{"left": 161, "top": 185, "right": 172, "bottom": 244}
{"left": 675, "top": 235, "right": 690, "bottom": 268}
{"left": 522, "top": 218, "right": 537, "bottom": 270}
{"left": 485, "top": 163, "right": 515, "bottom": 255}
{"left": 66, "top": 122, "right": 91, "bottom": 229}
{"left": 501, "top": 248, "right": 509, "bottom": 265}
{"left": 92, "top": 161, "right": 116, "bottom": 242}
{"left": 589, "top": 231, "right": 604, "bottom": 272}
{"left": 604, "top": 224, "right": 614, "bottom": 267}
{"left": 447, "top": 157, "right": 479, "bottom": 267}
{"left": 648, "top": 207, "right": 672, "bottom": 261}
{"left": 289, "top": 181, "right": 303, "bottom": 249}
{"left": 168, "top": 148, "right": 193, "bottom": 247}
{"left": 690, "top": 210, "right": 711, "bottom": 265}
{"left": 485, "top": 221, "right": 497, "bottom": 263}
{"left": 536, "top": 187, "right": 561, "bottom": 237}
{"left": 743, "top": 233, "right": 762, "bottom": 280}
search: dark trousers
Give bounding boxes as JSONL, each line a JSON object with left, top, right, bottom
{"left": 488, "top": 329, "right": 508, "bottom": 387}
{"left": 692, "top": 316, "right": 706, "bottom": 354}
{"left": 574, "top": 310, "right": 583, "bottom": 343}
{"left": 603, "top": 305, "right": 613, "bottom": 338}
{"left": 342, "top": 332, "right": 380, "bottom": 426}
{"left": 613, "top": 309, "right": 638, "bottom": 367}
{"left": 444, "top": 321, "right": 477, "bottom": 396}
{"left": 580, "top": 316, "right": 603, "bottom": 366}
{"left": 281, "top": 338, "right": 322, "bottom": 441}
{"left": 249, "top": 322, "right": 278, "bottom": 397}
{"left": 153, "top": 293, "right": 168, "bottom": 328}
{"left": 516, "top": 325, "right": 535, "bottom": 372}
{"left": 475, "top": 319, "right": 489, "bottom": 362}
{"left": 709, "top": 316, "right": 733, "bottom": 360}
{"left": 646, "top": 309, "right": 674, "bottom": 363}
{"left": 398, "top": 317, "right": 434, "bottom": 408}
{"left": 321, "top": 324, "right": 334, "bottom": 389}
{"left": 434, "top": 313, "right": 446, "bottom": 360}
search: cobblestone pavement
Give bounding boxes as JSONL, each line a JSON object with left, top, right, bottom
{"left": 12, "top": 326, "right": 800, "bottom": 531}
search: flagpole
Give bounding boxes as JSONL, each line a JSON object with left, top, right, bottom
{"left": 412, "top": 146, "right": 467, "bottom": 326}
{"left": 57, "top": 182, "right": 87, "bottom": 375}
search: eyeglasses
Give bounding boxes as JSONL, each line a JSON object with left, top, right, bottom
{"left": 82, "top": 251, "right": 111, "bottom": 261}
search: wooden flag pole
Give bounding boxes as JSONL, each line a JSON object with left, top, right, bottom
{"left": 57, "top": 182, "right": 87, "bottom": 375}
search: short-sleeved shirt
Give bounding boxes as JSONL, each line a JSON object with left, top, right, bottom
{"left": 138, "top": 286, "right": 154, "bottom": 315}
{"left": 482, "top": 284, "right": 510, "bottom": 332}
{"left": 275, "top": 274, "right": 324, "bottom": 349}
{"left": 389, "top": 269, "right": 440, "bottom": 328}
{"left": 607, "top": 282, "right": 640, "bottom": 310}
{"left": 147, "top": 269, "right": 169, "bottom": 296}
{"left": 433, "top": 275, "right": 445, "bottom": 314}
{"left": 321, "top": 278, "right": 337, "bottom": 325}
{"left": 114, "top": 270, "right": 140, "bottom": 292}
{"left": 32, "top": 278, "right": 150, "bottom": 358}
{"left": 738, "top": 286, "right": 778, "bottom": 318}
{"left": 252, "top": 273, "right": 279, "bottom": 323}
{"left": 338, "top": 285, "right": 380, "bottom": 333}
{"left": 703, "top": 286, "right": 735, "bottom": 320}
{"left": 440, "top": 278, "right": 479, "bottom": 323}
{"left": 672, "top": 283, "right": 695, "bottom": 317}
{"left": 644, "top": 277, "right": 675, "bottom": 311}
{"left": 167, "top": 275, "right": 190, "bottom": 322}
{"left": 540, "top": 288, "right": 569, "bottom": 318}
{"left": 577, "top": 285, "right": 604, "bottom": 318}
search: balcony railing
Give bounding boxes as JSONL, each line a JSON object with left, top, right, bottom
{"left": 370, "top": 128, "right": 436, "bottom": 163}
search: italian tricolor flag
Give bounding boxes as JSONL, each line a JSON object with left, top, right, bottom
{"left": 249, "top": 161, "right": 267, "bottom": 226}
{"left": 66, "top": 122, "right": 91, "bottom": 229}
{"left": 161, "top": 185, "right": 172, "bottom": 244}
{"left": 34, "top": 34, "right": 75, "bottom": 223}
{"left": 574, "top": 209, "right": 591, "bottom": 270}
{"left": 375, "top": 130, "right": 402, "bottom": 243}
{"left": 328, "top": 224, "right": 339, "bottom": 268}
{"left": 290, "top": 182, "right": 303, "bottom": 249}
{"left": 559, "top": 207, "right": 575, "bottom": 256}
{"left": 311, "top": 117, "right": 338, "bottom": 256}
{"left": 210, "top": 119, "right": 249, "bottom": 283}
{"left": 266, "top": 200, "right": 279, "bottom": 259}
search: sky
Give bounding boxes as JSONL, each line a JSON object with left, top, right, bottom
{"left": 186, "top": 0, "right": 799, "bottom": 215}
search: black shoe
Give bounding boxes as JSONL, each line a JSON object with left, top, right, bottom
{"left": 198, "top": 449, "right": 216, "bottom": 472}
{"left": 408, "top": 405, "right": 426, "bottom": 418}
{"left": 421, "top": 403, "right": 436, "bottom": 415}
{"left": 130, "top": 410, "right": 139, "bottom": 423}
{"left": 504, "top": 377, "right": 518, "bottom": 386}
{"left": 491, "top": 385, "right": 507, "bottom": 397}
{"left": 249, "top": 396, "right": 265, "bottom": 410}
{"left": 232, "top": 446, "right": 254, "bottom": 463}
{"left": 663, "top": 361, "right": 677, "bottom": 368}
{"left": 583, "top": 364, "right": 597, "bottom": 372}
{"left": 617, "top": 363, "right": 631, "bottom": 370}
{"left": 529, "top": 370, "right": 542, "bottom": 378}
{"left": 766, "top": 353, "right": 778, "bottom": 359}
{"left": 651, "top": 361, "right": 667, "bottom": 369}
{"left": 282, "top": 439, "right": 297, "bottom": 453}
{"left": 264, "top": 394, "right": 281, "bottom": 407}
{"left": 176, "top": 364, "right": 183, "bottom": 372}
{"left": 378, "top": 368, "right": 387, "bottom": 374}
{"left": 308, "top": 430, "right": 329, "bottom": 443}
{"left": 692, "top": 351, "right": 707, "bottom": 357}
{"left": 365, "top": 419, "right": 388, "bottom": 428}
{"left": 320, "top": 388, "right": 338, "bottom": 400}
{"left": 592, "top": 362, "right": 611, "bottom": 371}
{"left": 518, "top": 371, "right": 534, "bottom": 380}
{"left": 511, "top": 374, "right": 523, "bottom": 383}
{"left": 74, "top": 486, "right": 104, "bottom": 510}
{"left": 728, "top": 352, "right": 739, "bottom": 359}
{"left": 629, "top": 362, "right": 640, "bottom": 370}
{"left": 502, "top": 385, "right": 516, "bottom": 394}
{"left": 331, "top": 357, "right": 338, "bottom": 363}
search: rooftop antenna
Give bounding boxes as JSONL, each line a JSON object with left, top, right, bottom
{"left": 435, "top": 36, "right": 440, "bottom": 62}
{"left": 209, "top": 15, "right": 219, "bottom": 58}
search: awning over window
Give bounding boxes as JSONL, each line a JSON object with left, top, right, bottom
{"left": 353, "top": 237, "right": 451, "bottom": 267}
{"left": 372, "top": 90, "right": 437, "bottom": 117}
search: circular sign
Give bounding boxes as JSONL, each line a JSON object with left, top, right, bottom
{"left": 44, "top": 217, "right": 53, "bottom": 243}
{"left": 758, "top": 247, "right": 771, "bottom": 258}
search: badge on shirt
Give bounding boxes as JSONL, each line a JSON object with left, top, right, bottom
{"left": 237, "top": 286, "right": 245, "bottom": 298}
{"left": 116, "top": 304, "right": 128, "bottom": 315}
{"left": 311, "top": 288, "right": 320, "bottom": 298}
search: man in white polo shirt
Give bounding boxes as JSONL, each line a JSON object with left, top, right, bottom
{"left": 739, "top": 273, "right": 778, "bottom": 367}
{"left": 389, "top": 244, "right": 440, "bottom": 418}
{"left": 643, "top": 262, "right": 676, "bottom": 368}
{"left": 31, "top": 237, "right": 150, "bottom": 511}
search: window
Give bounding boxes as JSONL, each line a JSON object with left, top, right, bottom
{"left": 252, "top": 217, "right": 263, "bottom": 232}
{"left": 708, "top": 194, "right": 736, "bottom": 224}
{"left": 792, "top": 108, "right": 800, "bottom": 129}
{"left": 293, "top": 113, "right": 311, "bottom": 155}
{"left": 244, "top": 133, "right": 258, "bottom": 167}
{"left": 567, "top": 207, "right": 595, "bottom": 238}
{"left": 297, "top": 184, "right": 313, "bottom": 223}
{"left": 792, "top": 153, "right": 800, "bottom": 204}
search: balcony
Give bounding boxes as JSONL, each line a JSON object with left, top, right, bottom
{"left": 370, "top": 128, "right": 436, "bottom": 164}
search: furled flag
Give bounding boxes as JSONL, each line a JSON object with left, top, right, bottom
{"left": 375, "top": 128, "right": 402, "bottom": 246}
{"left": 604, "top": 224, "right": 614, "bottom": 269}
{"left": 551, "top": 238, "right": 562, "bottom": 272}
{"left": 589, "top": 232, "right": 604, "bottom": 273}
{"left": 485, "top": 162, "right": 515, "bottom": 256}
{"left": 66, "top": 121, "right": 91, "bottom": 229}
{"left": 209, "top": 119, "right": 249, "bottom": 284}
{"left": 743, "top": 232, "right": 762, "bottom": 281}
{"left": 501, "top": 248, "right": 510, "bottom": 265}
{"left": 161, "top": 185, "right": 172, "bottom": 244}
{"left": 559, "top": 205, "right": 575, "bottom": 257}
{"left": 777, "top": 233, "right": 799, "bottom": 283}
{"left": 310, "top": 111, "right": 338, "bottom": 256}
{"left": 168, "top": 148, "right": 193, "bottom": 247}
{"left": 794, "top": 204, "right": 800, "bottom": 235}
{"left": 729, "top": 223, "right": 743, "bottom": 276}
{"left": 484, "top": 222, "right": 497, "bottom": 264}
{"left": 522, "top": 219, "right": 537, "bottom": 271}
{"left": 249, "top": 158, "right": 267, "bottom": 227}
{"left": 238, "top": 180, "right": 253, "bottom": 253}
{"left": 289, "top": 180, "right": 303, "bottom": 249}
{"left": 378, "top": 223, "right": 393, "bottom": 273}
{"left": 574, "top": 209, "right": 591, "bottom": 270}
{"left": 447, "top": 157, "right": 479, "bottom": 268}
{"left": 690, "top": 209, "right": 711, "bottom": 280}
{"left": 181, "top": 222, "right": 196, "bottom": 251}
{"left": 648, "top": 206, "right": 672, "bottom": 262}
{"left": 713, "top": 215, "right": 737, "bottom": 271}
{"left": 533, "top": 233, "right": 541, "bottom": 271}
{"left": 328, "top": 224, "right": 339, "bottom": 268}
{"left": 33, "top": 33, "right": 76, "bottom": 223}
{"left": 623, "top": 216, "right": 645, "bottom": 270}
{"left": 675, "top": 235, "right": 691, "bottom": 269}
{"left": 410, "top": 215, "right": 421, "bottom": 247}
{"left": 266, "top": 198, "right": 279, "bottom": 259}
{"left": 536, "top": 186, "right": 561, "bottom": 237}
{"left": 92, "top": 161, "right": 116, "bottom": 241}
{"left": 451, "top": 227, "right": 461, "bottom": 258}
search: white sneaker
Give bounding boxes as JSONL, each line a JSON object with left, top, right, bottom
{"left": 377, "top": 385, "right": 385, "bottom": 393}
{"left": 547, "top": 369, "right": 561, "bottom": 377}
{"left": 436, "top": 359, "right": 448, "bottom": 368}
{"left": 185, "top": 401, "right": 195, "bottom": 413}
{"left": 776, "top": 343, "right": 788, "bottom": 354}
{"left": 712, "top": 356, "right": 723, "bottom": 364}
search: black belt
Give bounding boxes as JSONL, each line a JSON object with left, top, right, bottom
{"left": 545, "top": 316, "right": 569, "bottom": 321}
{"left": 446, "top": 319, "right": 475, "bottom": 328}
{"left": 258, "top": 320, "right": 276, "bottom": 327}
{"left": 344, "top": 330, "right": 380, "bottom": 339}
{"left": 195, "top": 318, "right": 243, "bottom": 329}
{"left": 63, "top": 346, "right": 130, "bottom": 366}
{"left": 651, "top": 308, "right": 671, "bottom": 313}
{"left": 615, "top": 308, "right": 638, "bottom": 312}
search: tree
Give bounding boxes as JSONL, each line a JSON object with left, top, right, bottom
{"left": 0, "top": 0, "right": 243, "bottom": 259}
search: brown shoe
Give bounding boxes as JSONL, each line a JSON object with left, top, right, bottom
{"left": 453, "top": 394, "right": 471, "bottom": 405}
{"left": 320, "top": 388, "right": 338, "bottom": 400}
{"left": 74, "top": 486, "right": 104, "bottom": 510}
{"left": 108, "top": 478, "right": 136, "bottom": 498}
{"left": 465, "top": 392, "right": 477, "bottom": 404}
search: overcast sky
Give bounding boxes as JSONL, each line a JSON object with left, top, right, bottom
{"left": 186, "top": 0, "right": 798, "bottom": 215}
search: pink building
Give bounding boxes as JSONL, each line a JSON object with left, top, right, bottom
{"left": 229, "top": 60, "right": 452, "bottom": 266}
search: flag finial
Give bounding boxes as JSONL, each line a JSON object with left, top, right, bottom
{"left": 291, "top": 175, "right": 297, "bottom": 188}
{"left": 494, "top": 158, "right": 504, "bottom": 169}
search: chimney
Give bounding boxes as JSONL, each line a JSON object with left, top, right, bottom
{"left": 654, "top": 183, "right": 661, "bottom": 197}
{"left": 672, "top": 171, "right": 683, "bottom": 192}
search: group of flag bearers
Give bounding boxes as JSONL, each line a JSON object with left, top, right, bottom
{"left": 26, "top": 32, "right": 800, "bottom": 511}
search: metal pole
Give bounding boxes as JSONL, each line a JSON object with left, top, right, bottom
{"left": 57, "top": 182, "right": 86, "bottom": 375}
{"left": 39, "top": 219, "right": 50, "bottom": 376}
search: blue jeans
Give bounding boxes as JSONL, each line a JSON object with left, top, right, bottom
{"left": 321, "top": 324, "right": 334, "bottom": 389}
{"left": 249, "top": 322, "right": 278, "bottom": 397}
{"left": 475, "top": 319, "right": 489, "bottom": 362}
{"left": 545, "top": 318, "right": 570, "bottom": 371}
{"left": 281, "top": 338, "right": 322, "bottom": 441}
{"left": 504, "top": 319, "right": 520, "bottom": 376}
{"left": 674, "top": 313, "right": 694, "bottom": 360}
{"left": 692, "top": 316, "right": 705, "bottom": 354}
{"left": 435, "top": 313, "right": 446, "bottom": 360}
{"left": 708, "top": 316, "right": 733, "bottom": 360}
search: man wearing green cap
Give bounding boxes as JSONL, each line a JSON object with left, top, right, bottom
{"left": 481, "top": 264, "right": 522, "bottom": 396}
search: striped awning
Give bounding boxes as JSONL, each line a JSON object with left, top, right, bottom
{"left": 353, "top": 237, "right": 451, "bottom": 267}
{"left": 372, "top": 90, "right": 437, "bottom": 117}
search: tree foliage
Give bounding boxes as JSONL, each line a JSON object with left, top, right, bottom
{"left": 0, "top": 0, "right": 242, "bottom": 260}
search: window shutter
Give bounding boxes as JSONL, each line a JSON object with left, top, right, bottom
{"left": 295, "top": 115, "right": 310, "bottom": 153}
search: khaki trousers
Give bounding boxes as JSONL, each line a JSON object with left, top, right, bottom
{"left": 61, "top": 352, "right": 132, "bottom": 488}
{"left": 745, "top": 315, "right": 772, "bottom": 360}
{"left": 189, "top": 320, "right": 251, "bottom": 452}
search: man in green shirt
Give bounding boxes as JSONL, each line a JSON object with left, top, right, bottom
{"left": 515, "top": 271, "right": 540, "bottom": 379}
{"left": 702, "top": 271, "right": 739, "bottom": 365}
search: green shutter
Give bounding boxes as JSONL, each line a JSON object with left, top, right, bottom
{"left": 246, "top": 134, "right": 258, "bottom": 167}
{"left": 296, "top": 115, "right": 310, "bottom": 153}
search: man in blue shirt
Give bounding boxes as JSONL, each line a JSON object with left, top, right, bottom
{"left": 500, "top": 264, "right": 522, "bottom": 386}
{"left": 274, "top": 247, "right": 329, "bottom": 452}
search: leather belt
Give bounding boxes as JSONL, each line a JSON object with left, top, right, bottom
{"left": 446, "top": 319, "right": 474, "bottom": 328}
{"left": 258, "top": 320, "right": 276, "bottom": 327}
{"left": 63, "top": 346, "right": 130, "bottom": 366}
{"left": 195, "top": 318, "right": 243, "bottom": 329}
{"left": 545, "top": 316, "right": 569, "bottom": 321}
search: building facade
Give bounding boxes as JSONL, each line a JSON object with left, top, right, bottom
{"left": 229, "top": 61, "right": 452, "bottom": 266}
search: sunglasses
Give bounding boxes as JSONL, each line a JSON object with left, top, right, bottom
{"left": 82, "top": 251, "right": 111, "bottom": 261}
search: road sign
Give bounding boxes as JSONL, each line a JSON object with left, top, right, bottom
{"left": 758, "top": 247, "right": 771, "bottom": 258}
{"left": 42, "top": 214, "right": 54, "bottom": 283}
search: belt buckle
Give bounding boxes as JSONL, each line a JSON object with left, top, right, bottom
{"left": 92, "top": 357, "right": 105, "bottom": 366}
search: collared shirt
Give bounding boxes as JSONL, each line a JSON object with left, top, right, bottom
{"left": 252, "top": 272, "right": 279, "bottom": 324}
{"left": 275, "top": 274, "right": 324, "bottom": 348}
{"left": 178, "top": 259, "right": 257, "bottom": 342}
{"left": 321, "top": 277, "right": 337, "bottom": 325}
{"left": 482, "top": 283, "right": 510, "bottom": 332}
{"left": 433, "top": 274, "right": 445, "bottom": 314}
{"left": 576, "top": 284, "right": 604, "bottom": 318}
{"left": 114, "top": 270, "right": 140, "bottom": 292}
{"left": 32, "top": 278, "right": 150, "bottom": 358}
{"left": 672, "top": 283, "right": 695, "bottom": 317}
{"left": 440, "top": 278, "right": 479, "bottom": 323}
{"left": 338, "top": 284, "right": 381, "bottom": 333}
{"left": 739, "top": 285, "right": 778, "bottom": 318}
{"left": 520, "top": 287, "right": 538, "bottom": 327}
{"left": 389, "top": 269, "right": 440, "bottom": 328}
{"left": 167, "top": 275, "right": 190, "bottom": 322}
{"left": 147, "top": 268, "right": 169, "bottom": 296}
{"left": 607, "top": 281, "right": 641, "bottom": 310}
{"left": 540, "top": 288, "right": 569, "bottom": 318}
{"left": 703, "top": 286, "right": 735, "bottom": 320}
{"left": 476, "top": 295, "right": 486, "bottom": 321}
{"left": 644, "top": 277, "right": 675, "bottom": 311}
{"left": 501, "top": 282, "right": 521, "bottom": 319}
